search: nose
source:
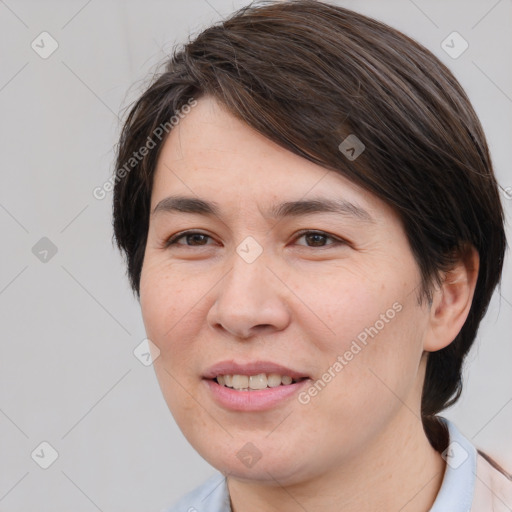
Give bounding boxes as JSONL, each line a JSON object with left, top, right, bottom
{"left": 206, "top": 249, "right": 291, "bottom": 340}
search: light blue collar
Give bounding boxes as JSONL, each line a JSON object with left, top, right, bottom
{"left": 163, "top": 416, "right": 476, "bottom": 512}
{"left": 429, "top": 416, "right": 476, "bottom": 512}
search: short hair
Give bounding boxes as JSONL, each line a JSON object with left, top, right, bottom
{"left": 112, "top": 0, "right": 507, "bottom": 451}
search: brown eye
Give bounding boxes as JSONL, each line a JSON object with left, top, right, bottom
{"left": 294, "top": 230, "right": 343, "bottom": 248}
{"left": 165, "top": 231, "right": 213, "bottom": 247}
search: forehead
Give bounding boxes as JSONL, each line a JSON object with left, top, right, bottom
{"left": 151, "top": 96, "right": 391, "bottom": 222}
{"left": 155, "top": 96, "right": 327, "bottom": 184}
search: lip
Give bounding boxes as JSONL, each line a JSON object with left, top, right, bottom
{"left": 202, "top": 360, "right": 311, "bottom": 412}
{"left": 202, "top": 360, "right": 310, "bottom": 380}
{"left": 204, "top": 378, "right": 311, "bottom": 411}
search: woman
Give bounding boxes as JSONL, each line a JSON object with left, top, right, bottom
{"left": 112, "top": 1, "right": 511, "bottom": 510}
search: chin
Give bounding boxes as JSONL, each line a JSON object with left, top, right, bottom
{"left": 195, "top": 437, "right": 314, "bottom": 486}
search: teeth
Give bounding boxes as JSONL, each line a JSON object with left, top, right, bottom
{"left": 267, "top": 373, "right": 282, "bottom": 387}
{"left": 215, "top": 373, "right": 301, "bottom": 390}
{"left": 232, "top": 375, "right": 249, "bottom": 389}
{"left": 249, "top": 374, "right": 267, "bottom": 390}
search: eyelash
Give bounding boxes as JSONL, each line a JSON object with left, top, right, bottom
{"left": 163, "top": 230, "right": 346, "bottom": 249}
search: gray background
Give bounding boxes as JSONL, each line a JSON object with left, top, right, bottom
{"left": 0, "top": 0, "right": 511, "bottom": 510}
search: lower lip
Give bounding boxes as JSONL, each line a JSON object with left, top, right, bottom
{"left": 204, "top": 378, "right": 311, "bottom": 411}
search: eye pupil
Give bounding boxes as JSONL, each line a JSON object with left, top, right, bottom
{"left": 306, "top": 233, "right": 326, "bottom": 246}
{"left": 189, "top": 234, "right": 208, "bottom": 245}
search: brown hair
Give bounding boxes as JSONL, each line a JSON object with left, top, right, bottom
{"left": 112, "top": 0, "right": 507, "bottom": 452}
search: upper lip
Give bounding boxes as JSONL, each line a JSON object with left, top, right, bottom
{"left": 202, "top": 360, "right": 310, "bottom": 380}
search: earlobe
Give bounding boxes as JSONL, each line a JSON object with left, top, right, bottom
{"left": 424, "top": 245, "right": 480, "bottom": 352}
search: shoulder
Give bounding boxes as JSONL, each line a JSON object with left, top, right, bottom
{"left": 472, "top": 449, "right": 512, "bottom": 511}
{"left": 160, "top": 472, "right": 230, "bottom": 512}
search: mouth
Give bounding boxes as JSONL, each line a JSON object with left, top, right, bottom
{"left": 211, "top": 373, "right": 308, "bottom": 391}
{"left": 202, "top": 360, "right": 311, "bottom": 411}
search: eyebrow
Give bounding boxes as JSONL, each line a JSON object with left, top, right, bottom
{"left": 151, "top": 195, "right": 374, "bottom": 222}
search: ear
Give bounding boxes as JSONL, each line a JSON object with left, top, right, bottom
{"left": 423, "top": 245, "right": 480, "bottom": 352}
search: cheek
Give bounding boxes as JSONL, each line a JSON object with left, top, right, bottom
{"left": 289, "top": 263, "right": 409, "bottom": 351}
{"left": 141, "top": 264, "right": 204, "bottom": 419}
{"left": 307, "top": 296, "right": 426, "bottom": 428}
{"left": 152, "top": 358, "right": 205, "bottom": 445}
{"left": 297, "top": 267, "right": 426, "bottom": 413}
{"left": 140, "top": 259, "right": 202, "bottom": 353}
{"left": 139, "top": 258, "right": 214, "bottom": 421}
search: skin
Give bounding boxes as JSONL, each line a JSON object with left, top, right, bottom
{"left": 139, "top": 95, "right": 479, "bottom": 512}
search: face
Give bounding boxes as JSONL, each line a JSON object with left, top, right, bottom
{"left": 140, "top": 95, "right": 432, "bottom": 486}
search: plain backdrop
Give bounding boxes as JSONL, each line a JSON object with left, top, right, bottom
{"left": 0, "top": 0, "right": 511, "bottom": 510}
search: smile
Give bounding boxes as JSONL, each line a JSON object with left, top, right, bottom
{"left": 215, "top": 373, "right": 307, "bottom": 390}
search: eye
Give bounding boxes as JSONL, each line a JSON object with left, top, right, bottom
{"left": 164, "top": 231, "right": 215, "bottom": 248}
{"left": 163, "top": 229, "right": 346, "bottom": 249}
{"left": 293, "top": 230, "right": 345, "bottom": 248}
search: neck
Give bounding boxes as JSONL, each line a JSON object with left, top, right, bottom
{"left": 227, "top": 411, "right": 447, "bottom": 512}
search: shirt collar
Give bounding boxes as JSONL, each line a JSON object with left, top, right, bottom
{"left": 429, "top": 416, "right": 477, "bottom": 512}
